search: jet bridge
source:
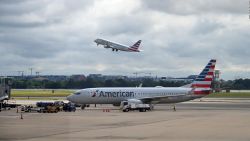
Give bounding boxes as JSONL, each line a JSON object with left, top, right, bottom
{"left": 0, "top": 77, "right": 11, "bottom": 111}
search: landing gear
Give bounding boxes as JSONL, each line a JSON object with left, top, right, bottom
{"left": 81, "top": 104, "right": 90, "bottom": 110}
{"left": 81, "top": 104, "right": 86, "bottom": 110}
{"left": 112, "top": 48, "right": 118, "bottom": 52}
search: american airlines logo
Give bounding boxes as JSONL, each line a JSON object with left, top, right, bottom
{"left": 91, "top": 90, "right": 135, "bottom": 98}
{"left": 91, "top": 90, "right": 98, "bottom": 97}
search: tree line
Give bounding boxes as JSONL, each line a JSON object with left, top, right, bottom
{"left": 220, "top": 79, "right": 250, "bottom": 90}
{"left": 10, "top": 78, "right": 250, "bottom": 90}
{"left": 11, "top": 78, "right": 188, "bottom": 89}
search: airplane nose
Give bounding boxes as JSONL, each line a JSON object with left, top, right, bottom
{"left": 66, "top": 94, "right": 74, "bottom": 102}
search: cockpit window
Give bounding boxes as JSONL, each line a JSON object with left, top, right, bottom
{"left": 74, "top": 92, "right": 81, "bottom": 95}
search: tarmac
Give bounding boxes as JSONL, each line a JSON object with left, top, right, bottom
{"left": 0, "top": 99, "right": 250, "bottom": 141}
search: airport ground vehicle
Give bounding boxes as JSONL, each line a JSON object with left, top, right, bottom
{"left": 42, "top": 105, "right": 59, "bottom": 113}
{"left": 20, "top": 104, "right": 59, "bottom": 113}
{"left": 21, "top": 105, "right": 33, "bottom": 112}
{"left": 21, "top": 105, "right": 42, "bottom": 112}
{"left": 21, "top": 101, "right": 76, "bottom": 113}
{"left": 20, "top": 101, "right": 75, "bottom": 113}
{"left": 1, "top": 102, "right": 20, "bottom": 111}
{"left": 63, "top": 102, "right": 76, "bottom": 112}
{"left": 120, "top": 101, "right": 151, "bottom": 112}
{"left": 36, "top": 102, "right": 62, "bottom": 113}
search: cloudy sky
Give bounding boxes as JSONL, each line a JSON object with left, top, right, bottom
{"left": 0, "top": 0, "right": 249, "bottom": 80}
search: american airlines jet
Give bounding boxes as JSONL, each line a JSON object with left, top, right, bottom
{"left": 67, "top": 59, "right": 216, "bottom": 110}
{"left": 94, "top": 38, "right": 142, "bottom": 52}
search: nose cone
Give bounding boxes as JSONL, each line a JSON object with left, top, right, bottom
{"left": 66, "top": 94, "right": 74, "bottom": 102}
{"left": 94, "top": 39, "right": 98, "bottom": 43}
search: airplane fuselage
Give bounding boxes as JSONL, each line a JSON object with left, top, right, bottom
{"left": 67, "top": 87, "right": 200, "bottom": 105}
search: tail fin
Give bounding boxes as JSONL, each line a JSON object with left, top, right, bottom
{"left": 129, "top": 40, "right": 141, "bottom": 51}
{"left": 191, "top": 59, "right": 216, "bottom": 95}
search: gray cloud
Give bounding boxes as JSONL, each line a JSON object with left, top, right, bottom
{"left": 192, "top": 19, "right": 224, "bottom": 35}
{"left": 96, "top": 13, "right": 153, "bottom": 36}
{"left": 0, "top": 0, "right": 249, "bottom": 79}
{"left": 143, "top": 0, "right": 247, "bottom": 15}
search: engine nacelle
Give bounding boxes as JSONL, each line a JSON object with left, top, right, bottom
{"left": 127, "top": 99, "right": 143, "bottom": 104}
{"left": 104, "top": 45, "right": 110, "bottom": 48}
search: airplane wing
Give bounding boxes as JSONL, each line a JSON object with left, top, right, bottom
{"left": 102, "top": 40, "right": 113, "bottom": 48}
{"left": 138, "top": 94, "right": 187, "bottom": 104}
{"left": 95, "top": 38, "right": 118, "bottom": 47}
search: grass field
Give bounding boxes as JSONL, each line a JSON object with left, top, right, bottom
{"left": 11, "top": 89, "right": 250, "bottom": 98}
{"left": 13, "top": 97, "right": 66, "bottom": 100}
{"left": 11, "top": 89, "right": 74, "bottom": 97}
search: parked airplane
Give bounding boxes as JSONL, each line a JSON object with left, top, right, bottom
{"left": 67, "top": 59, "right": 216, "bottom": 110}
{"left": 94, "top": 38, "right": 142, "bottom": 52}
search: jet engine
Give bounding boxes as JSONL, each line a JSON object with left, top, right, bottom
{"left": 104, "top": 45, "right": 110, "bottom": 48}
{"left": 127, "top": 99, "right": 143, "bottom": 104}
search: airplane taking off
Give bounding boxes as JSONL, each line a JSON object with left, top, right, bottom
{"left": 67, "top": 59, "right": 216, "bottom": 110}
{"left": 94, "top": 38, "right": 142, "bottom": 52}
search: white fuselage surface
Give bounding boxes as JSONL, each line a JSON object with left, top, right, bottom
{"left": 67, "top": 87, "right": 198, "bottom": 105}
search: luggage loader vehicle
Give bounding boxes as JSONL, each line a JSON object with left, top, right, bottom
{"left": 120, "top": 101, "right": 151, "bottom": 112}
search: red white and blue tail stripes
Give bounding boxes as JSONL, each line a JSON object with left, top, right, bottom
{"left": 128, "top": 40, "right": 141, "bottom": 52}
{"left": 192, "top": 59, "right": 216, "bottom": 95}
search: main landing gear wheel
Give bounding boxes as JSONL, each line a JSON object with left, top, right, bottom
{"left": 123, "top": 109, "right": 129, "bottom": 112}
{"left": 81, "top": 104, "right": 86, "bottom": 110}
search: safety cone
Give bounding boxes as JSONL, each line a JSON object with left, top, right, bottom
{"left": 20, "top": 113, "right": 23, "bottom": 119}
